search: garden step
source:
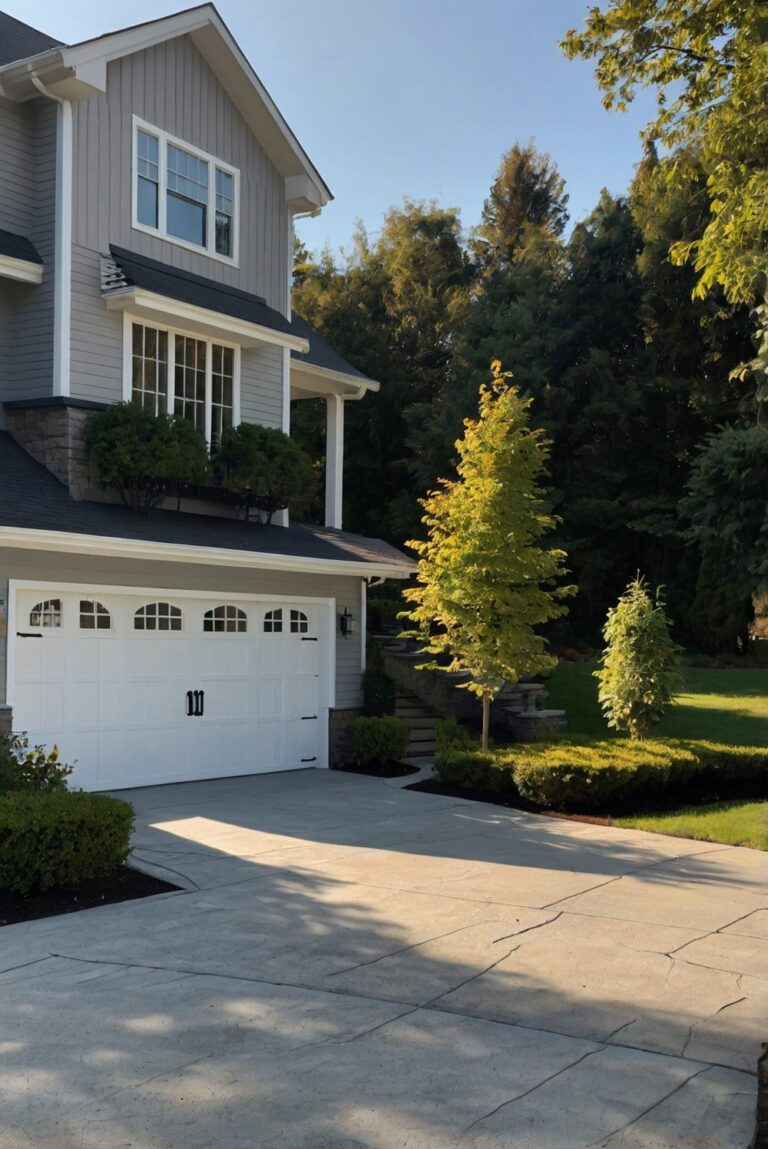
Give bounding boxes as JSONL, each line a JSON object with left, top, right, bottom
{"left": 406, "top": 743, "right": 436, "bottom": 757}
{"left": 408, "top": 727, "right": 437, "bottom": 742}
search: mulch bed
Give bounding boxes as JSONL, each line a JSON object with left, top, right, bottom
{"left": 0, "top": 866, "right": 179, "bottom": 927}
{"left": 334, "top": 761, "right": 422, "bottom": 779}
{"left": 405, "top": 776, "right": 611, "bottom": 826}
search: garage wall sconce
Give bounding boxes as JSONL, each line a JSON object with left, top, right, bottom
{"left": 339, "top": 607, "right": 358, "bottom": 638}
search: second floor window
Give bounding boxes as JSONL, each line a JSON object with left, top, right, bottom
{"left": 129, "top": 322, "right": 237, "bottom": 447}
{"left": 134, "top": 118, "right": 238, "bottom": 263}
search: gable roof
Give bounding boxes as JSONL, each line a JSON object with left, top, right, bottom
{"left": 0, "top": 11, "right": 61, "bottom": 67}
{"left": 0, "top": 432, "right": 414, "bottom": 577}
{"left": 0, "top": 4, "right": 330, "bottom": 211}
{"left": 290, "top": 314, "right": 374, "bottom": 385}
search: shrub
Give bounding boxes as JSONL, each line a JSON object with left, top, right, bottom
{"left": 88, "top": 402, "right": 210, "bottom": 514}
{"left": 362, "top": 640, "right": 396, "bottom": 715}
{"left": 351, "top": 716, "right": 410, "bottom": 765}
{"left": 217, "top": 423, "right": 316, "bottom": 521}
{"left": 435, "top": 717, "right": 476, "bottom": 755}
{"left": 433, "top": 736, "right": 768, "bottom": 813}
{"left": 0, "top": 790, "right": 134, "bottom": 894}
{"left": 0, "top": 735, "right": 73, "bottom": 795}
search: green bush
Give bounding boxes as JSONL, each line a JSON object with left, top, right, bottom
{"left": 0, "top": 735, "right": 73, "bottom": 795}
{"left": 352, "top": 716, "right": 410, "bottom": 765}
{"left": 0, "top": 791, "right": 134, "bottom": 894}
{"left": 435, "top": 717, "right": 476, "bottom": 755}
{"left": 363, "top": 667, "right": 396, "bottom": 716}
{"left": 434, "top": 736, "right": 768, "bottom": 813}
{"left": 217, "top": 422, "right": 316, "bottom": 521}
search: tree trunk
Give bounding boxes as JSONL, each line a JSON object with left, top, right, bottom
{"left": 481, "top": 693, "right": 491, "bottom": 751}
{"left": 749, "top": 1044, "right": 768, "bottom": 1149}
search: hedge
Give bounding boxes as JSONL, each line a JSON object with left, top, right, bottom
{"left": 434, "top": 736, "right": 768, "bottom": 813}
{"left": 0, "top": 790, "right": 134, "bottom": 894}
{"left": 352, "top": 716, "right": 410, "bottom": 765}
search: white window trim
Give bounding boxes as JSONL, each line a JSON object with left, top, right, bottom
{"left": 131, "top": 115, "right": 240, "bottom": 268}
{"left": 123, "top": 312, "right": 241, "bottom": 446}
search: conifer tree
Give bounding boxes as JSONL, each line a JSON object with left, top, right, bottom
{"left": 402, "top": 362, "right": 574, "bottom": 749}
{"left": 594, "top": 576, "right": 681, "bottom": 739}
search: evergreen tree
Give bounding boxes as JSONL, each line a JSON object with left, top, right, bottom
{"left": 402, "top": 362, "right": 574, "bottom": 749}
{"left": 595, "top": 576, "right": 681, "bottom": 739}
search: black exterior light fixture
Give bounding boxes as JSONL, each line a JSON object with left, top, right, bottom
{"left": 340, "top": 607, "right": 357, "bottom": 638}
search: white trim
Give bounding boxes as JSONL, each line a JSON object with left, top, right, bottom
{"left": 0, "top": 254, "right": 43, "bottom": 285}
{"left": 360, "top": 579, "right": 367, "bottom": 673}
{"left": 325, "top": 393, "right": 344, "bottom": 530}
{"left": 327, "top": 598, "right": 337, "bottom": 711}
{"left": 292, "top": 359, "right": 379, "bottom": 395}
{"left": 132, "top": 115, "right": 240, "bottom": 268}
{"left": 0, "top": 527, "right": 415, "bottom": 580}
{"left": 106, "top": 287, "right": 308, "bottom": 353}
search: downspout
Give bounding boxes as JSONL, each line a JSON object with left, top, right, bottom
{"left": 31, "top": 77, "right": 72, "bottom": 398}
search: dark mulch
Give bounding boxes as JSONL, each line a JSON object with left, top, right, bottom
{"left": 0, "top": 866, "right": 179, "bottom": 927}
{"left": 405, "top": 777, "right": 611, "bottom": 826}
{"left": 334, "top": 760, "right": 422, "bottom": 779}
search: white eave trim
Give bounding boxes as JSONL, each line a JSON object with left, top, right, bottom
{"left": 103, "top": 286, "right": 309, "bottom": 353}
{"left": 0, "top": 254, "right": 43, "bottom": 285}
{"left": 291, "top": 359, "right": 380, "bottom": 397}
{"left": 0, "top": 526, "right": 415, "bottom": 580}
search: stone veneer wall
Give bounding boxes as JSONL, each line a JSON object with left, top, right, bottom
{"left": 5, "top": 403, "right": 97, "bottom": 500}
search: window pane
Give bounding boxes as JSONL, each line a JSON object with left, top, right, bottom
{"left": 167, "top": 192, "right": 206, "bottom": 247}
{"left": 174, "top": 334, "right": 206, "bottom": 429}
{"left": 215, "top": 212, "right": 232, "bottom": 257}
{"left": 210, "top": 342, "right": 234, "bottom": 449}
{"left": 137, "top": 176, "right": 158, "bottom": 228}
{"left": 132, "top": 324, "right": 167, "bottom": 416}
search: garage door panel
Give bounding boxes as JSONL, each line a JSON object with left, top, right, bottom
{"left": 12, "top": 588, "right": 327, "bottom": 790}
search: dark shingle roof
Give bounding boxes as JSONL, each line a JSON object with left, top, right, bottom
{"left": 0, "top": 432, "right": 413, "bottom": 572}
{"left": 290, "top": 313, "right": 373, "bottom": 383}
{"left": 108, "top": 247, "right": 304, "bottom": 342}
{"left": 0, "top": 11, "right": 62, "bottom": 67}
{"left": 0, "top": 228, "right": 42, "bottom": 264}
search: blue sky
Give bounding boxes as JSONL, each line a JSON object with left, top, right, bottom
{"left": 6, "top": 0, "right": 657, "bottom": 255}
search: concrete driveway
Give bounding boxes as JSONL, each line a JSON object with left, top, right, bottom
{"left": 0, "top": 769, "right": 764, "bottom": 1148}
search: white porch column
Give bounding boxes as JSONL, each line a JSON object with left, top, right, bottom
{"left": 325, "top": 393, "right": 344, "bottom": 529}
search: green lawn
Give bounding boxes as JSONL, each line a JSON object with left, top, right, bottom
{"left": 616, "top": 801, "right": 768, "bottom": 850}
{"left": 546, "top": 660, "right": 768, "bottom": 744}
{"left": 546, "top": 660, "right": 768, "bottom": 849}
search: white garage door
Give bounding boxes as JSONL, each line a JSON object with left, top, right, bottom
{"left": 11, "top": 586, "right": 328, "bottom": 791}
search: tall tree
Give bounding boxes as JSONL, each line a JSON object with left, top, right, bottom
{"left": 402, "top": 361, "right": 574, "bottom": 749}
{"left": 471, "top": 142, "right": 569, "bottom": 276}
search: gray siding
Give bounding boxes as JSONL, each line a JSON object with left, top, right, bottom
{"left": 0, "top": 549, "right": 363, "bottom": 710}
{"left": 71, "top": 35, "right": 290, "bottom": 309}
{"left": 0, "top": 98, "right": 56, "bottom": 406}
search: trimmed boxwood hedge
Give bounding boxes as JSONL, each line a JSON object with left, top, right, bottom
{"left": 0, "top": 790, "right": 134, "bottom": 895}
{"left": 434, "top": 736, "right": 768, "bottom": 813}
{"left": 352, "top": 716, "right": 410, "bottom": 765}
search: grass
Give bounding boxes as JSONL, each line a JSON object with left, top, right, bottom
{"left": 546, "top": 661, "right": 768, "bottom": 744}
{"left": 546, "top": 660, "right": 768, "bottom": 849}
{"left": 616, "top": 800, "right": 768, "bottom": 850}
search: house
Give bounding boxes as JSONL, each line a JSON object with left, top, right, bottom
{"left": 0, "top": 5, "right": 414, "bottom": 791}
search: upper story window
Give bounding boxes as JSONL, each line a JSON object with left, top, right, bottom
{"left": 133, "top": 117, "right": 238, "bottom": 264}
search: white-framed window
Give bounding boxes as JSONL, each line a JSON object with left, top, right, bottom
{"left": 132, "top": 116, "right": 239, "bottom": 265}
{"left": 290, "top": 609, "right": 308, "bottom": 634}
{"left": 79, "top": 600, "right": 111, "bottom": 630}
{"left": 125, "top": 318, "right": 240, "bottom": 448}
{"left": 264, "top": 608, "right": 283, "bottom": 634}
{"left": 29, "top": 599, "right": 62, "bottom": 628}
{"left": 134, "top": 602, "right": 183, "bottom": 632}
{"left": 203, "top": 605, "right": 247, "bottom": 633}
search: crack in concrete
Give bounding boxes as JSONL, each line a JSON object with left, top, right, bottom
{"left": 424, "top": 945, "right": 522, "bottom": 1008}
{"left": 330, "top": 1006, "right": 421, "bottom": 1045}
{"left": 0, "top": 955, "right": 56, "bottom": 978}
{"left": 585, "top": 1065, "right": 710, "bottom": 1147}
{"left": 463, "top": 1047, "right": 602, "bottom": 1132}
{"left": 681, "top": 995, "right": 748, "bottom": 1058}
{"left": 327, "top": 922, "right": 491, "bottom": 977}
{"left": 130, "top": 853, "right": 201, "bottom": 890}
{"left": 602, "top": 1018, "right": 637, "bottom": 1043}
{"left": 491, "top": 911, "right": 562, "bottom": 945}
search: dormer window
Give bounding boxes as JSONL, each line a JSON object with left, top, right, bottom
{"left": 133, "top": 117, "right": 238, "bottom": 264}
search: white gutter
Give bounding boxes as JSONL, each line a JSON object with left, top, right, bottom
{"left": 0, "top": 526, "right": 415, "bottom": 580}
{"left": 31, "top": 77, "right": 72, "bottom": 398}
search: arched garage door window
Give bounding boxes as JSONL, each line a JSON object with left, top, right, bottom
{"left": 134, "top": 602, "right": 183, "bottom": 631}
{"left": 29, "top": 599, "right": 62, "bottom": 628}
{"left": 203, "top": 605, "right": 247, "bottom": 633}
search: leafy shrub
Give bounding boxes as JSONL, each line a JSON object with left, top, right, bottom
{"left": 352, "top": 716, "right": 410, "bottom": 765}
{"left": 89, "top": 402, "right": 210, "bottom": 514}
{"left": 362, "top": 640, "right": 395, "bottom": 715}
{"left": 0, "top": 791, "right": 134, "bottom": 894}
{"left": 434, "top": 736, "right": 768, "bottom": 813}
{"left": 435, "top": 717, "right": 476, "bottom": 755}
{"left": 0, "top": 735, "right": 73, "bottom": 795}
{"left": 217, "top": 423, "right": 316, "bottom": 521}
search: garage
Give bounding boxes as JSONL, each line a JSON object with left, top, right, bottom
{"left": 9, "top": 582, "right": 333, "bottom": 790}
